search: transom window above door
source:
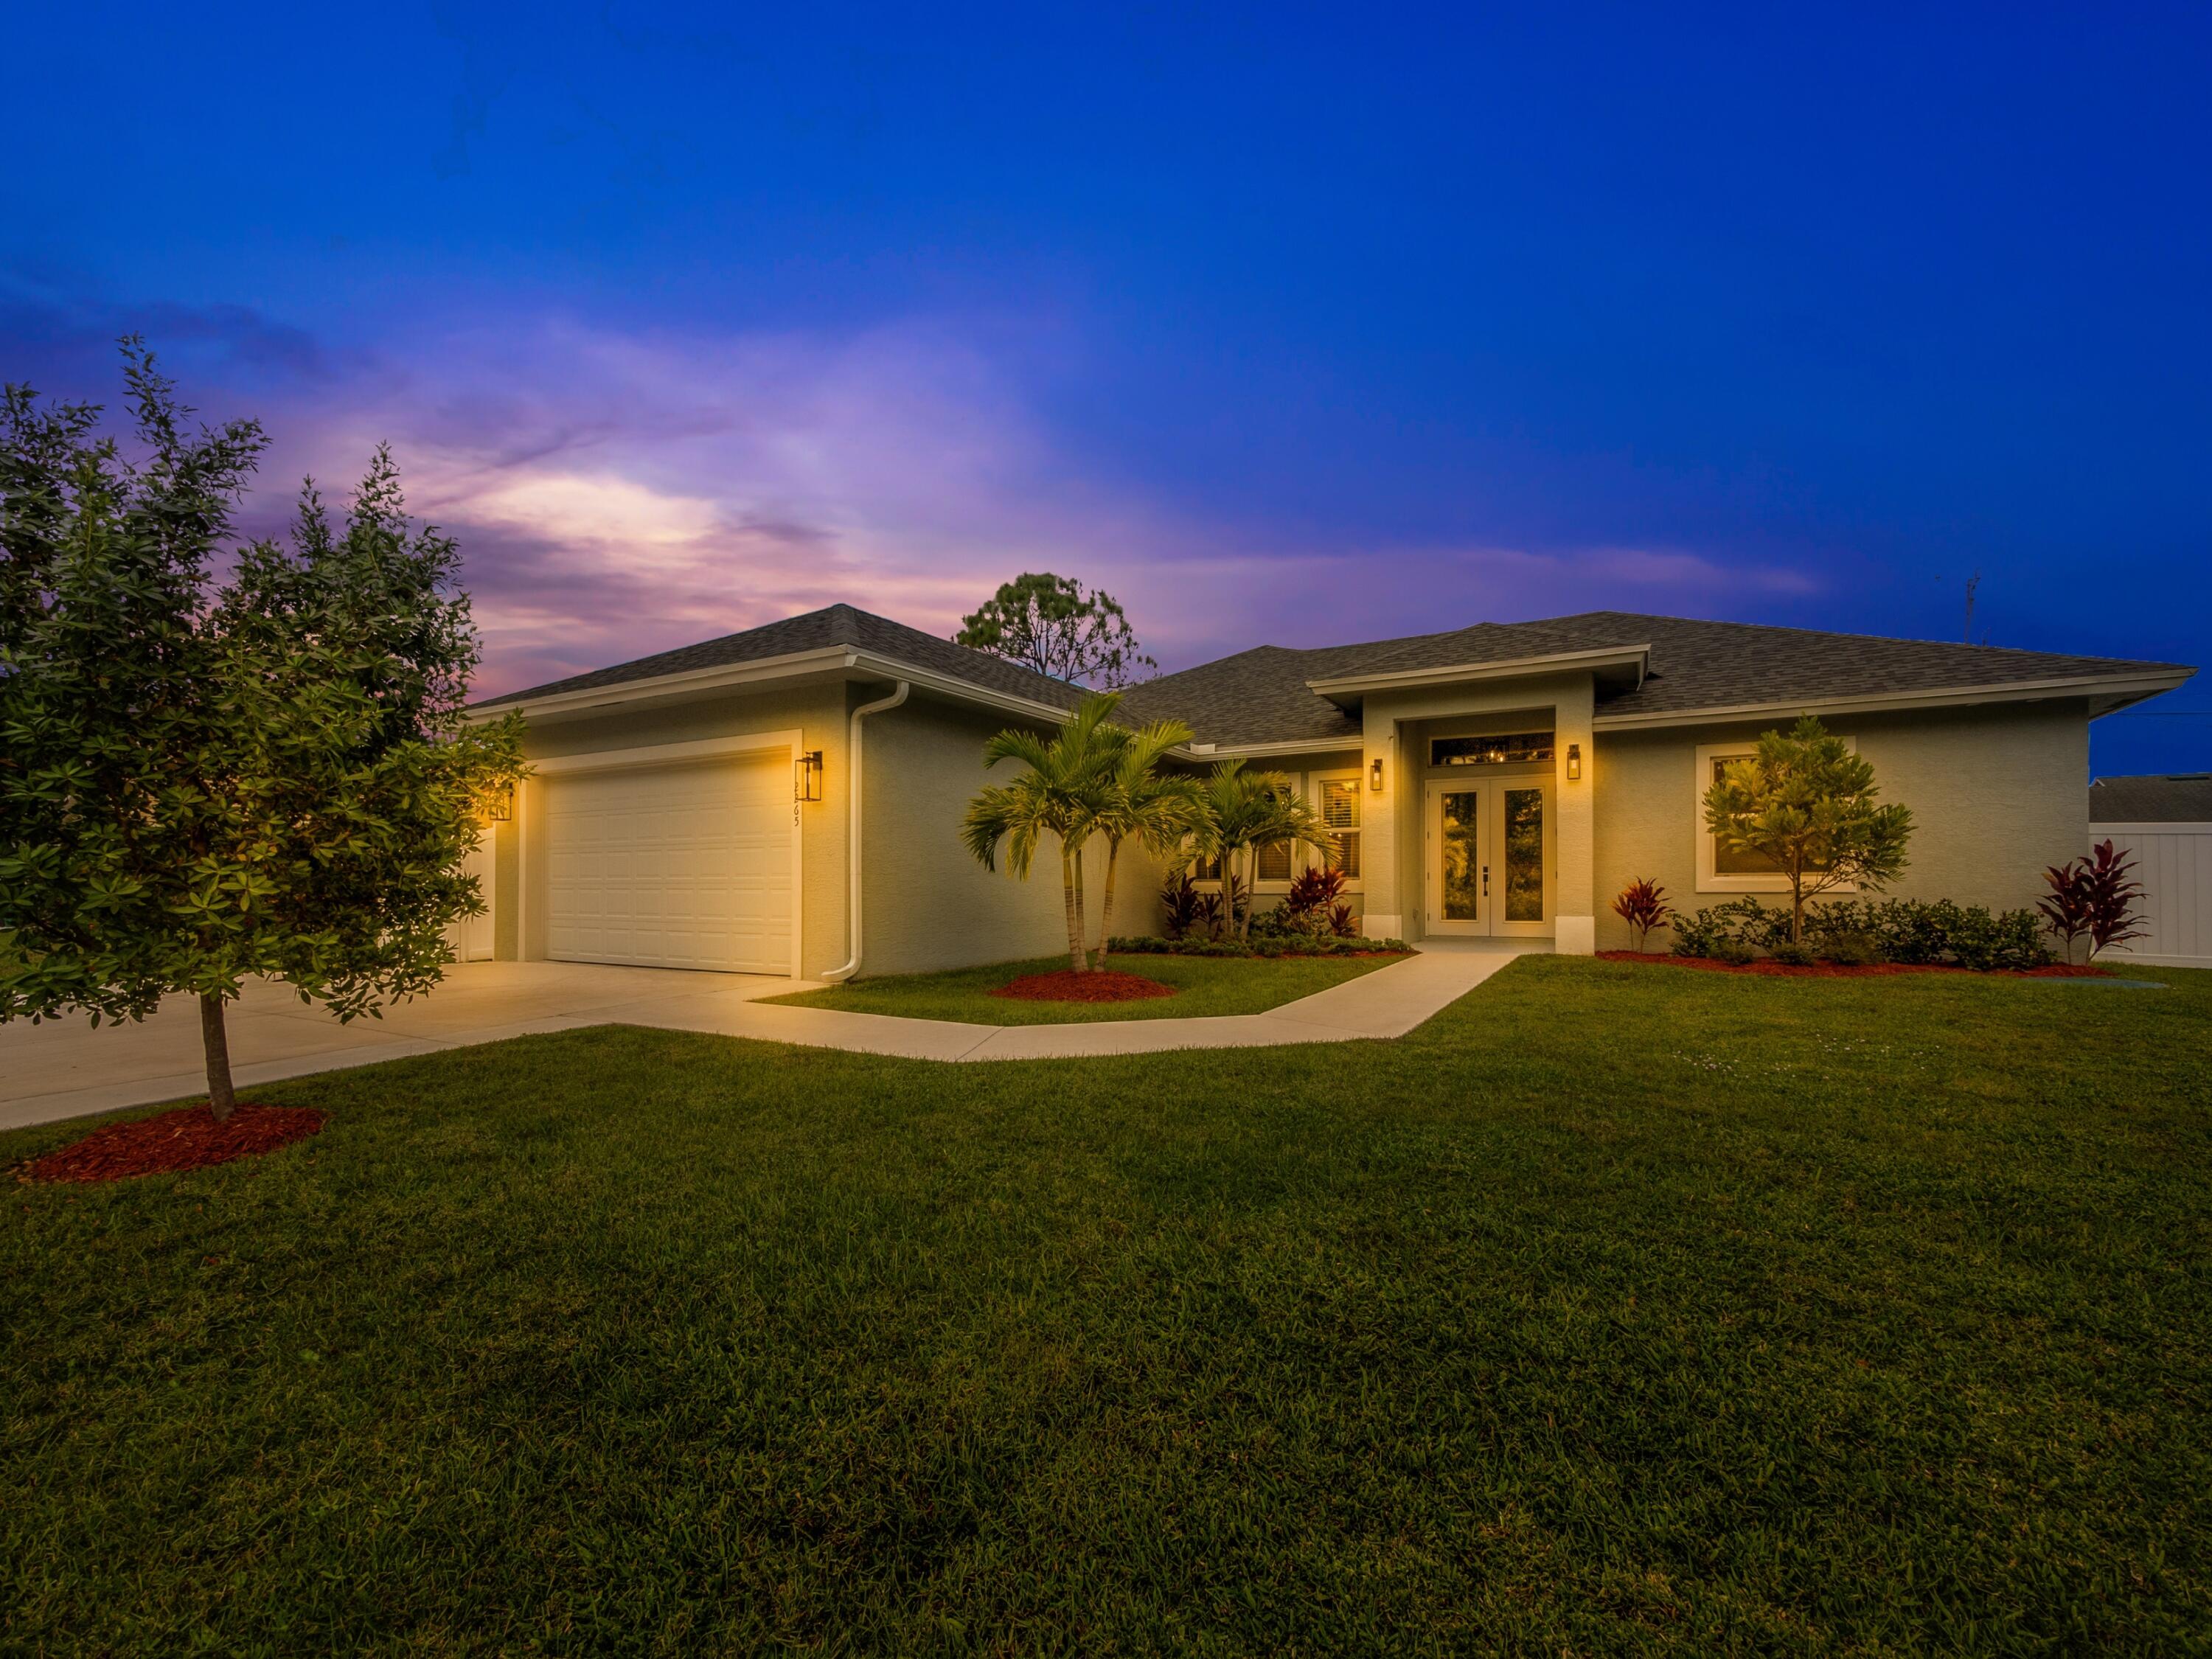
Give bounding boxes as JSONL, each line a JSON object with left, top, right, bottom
{"left": 1431, "top": 731, "right": 1554, "bottom": 766}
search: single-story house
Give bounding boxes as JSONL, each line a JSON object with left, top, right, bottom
{"left": 457, "top": 605, "right": 2192, "bottom": 976}
{"left": 2088, "top": 772, "right": 2212, "bottom": 968}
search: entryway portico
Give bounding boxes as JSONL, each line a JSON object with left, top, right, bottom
{"left": 1312, "top": 648, "right": 1644, "bottom": 954}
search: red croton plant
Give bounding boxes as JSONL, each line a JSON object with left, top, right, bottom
{"left": 1610, "top": 877, "right": 1676, "bottom": 950}
{"left": 2037, "top": 840, "right": 2149, "bottom": 962}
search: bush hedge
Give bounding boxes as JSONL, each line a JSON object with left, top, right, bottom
{"left": 1109, "top": 934, "right": 1412, "bottom": 959}
{"left": 1669, "top": 897, "right": 2052, "bottom": 972}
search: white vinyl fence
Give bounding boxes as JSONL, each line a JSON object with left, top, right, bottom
{"left": 2091, "top": 821, "right": 2212, "bottom": 968}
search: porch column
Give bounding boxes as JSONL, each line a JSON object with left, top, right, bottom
{"left": 1555, "top": 678, "right": 1596, "bottom": 953}
{"left": 1360, "top": 709, "right": 1405, "bottom": 939}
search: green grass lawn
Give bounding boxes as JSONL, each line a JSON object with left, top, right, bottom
{"left": 761, "top": 948, "right": 1403, "bottom": 1024}
{"left": 4, "top": 960, "right": 2209, "bottom": 1653}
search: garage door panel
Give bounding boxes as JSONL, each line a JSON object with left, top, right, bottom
{"left": 544, "top": 756, "right": 793, "bottom": 973}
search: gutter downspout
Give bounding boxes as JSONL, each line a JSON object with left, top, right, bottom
{"left": 820, "top": 680, "right": 910, "bottom": 981}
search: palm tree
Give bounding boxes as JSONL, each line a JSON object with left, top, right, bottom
{"left": 1189, "top": 761, "right": 1332, "bottom": 940}
{"left": 960, "top": 691, "right": 1127, "bottom": 973}
{"left": 1088, "top": 717, "right": 1202, "bottom": 965}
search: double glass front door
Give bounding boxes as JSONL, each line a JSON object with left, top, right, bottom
{"left": 1425, "top": 782, "right": 1551, "bottom": 936}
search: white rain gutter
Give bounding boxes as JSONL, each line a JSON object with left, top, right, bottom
{"left": 820, "top": 679, "right": 910, "bottom": 982}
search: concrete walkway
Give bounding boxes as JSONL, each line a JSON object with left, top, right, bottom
{"left": 0, "top": 943, "right": 1539, "bottom": 1132}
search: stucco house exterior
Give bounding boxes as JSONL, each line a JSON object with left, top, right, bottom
{"left": 456, "top": 605, "right": 2192, "bottom": 978}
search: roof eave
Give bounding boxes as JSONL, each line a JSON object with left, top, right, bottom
{"left": 465, "top": 645, "right": 1083, "bottom": 729}
{"left": 1591, "top": 667, "right": 2195, "bottom": 731}
{"left": 1304, "top": 644, "right": 1652, "bottom": 707}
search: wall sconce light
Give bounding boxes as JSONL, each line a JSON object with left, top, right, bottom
{"left": 794, "top": 750, "right": 824, "bottom": 802}
{"left": 1368, "top": 757, "right": 1385, "bottom": 793}
{"left": 1565, "top": 742, "right": 1582, "bottom": 782}
{"left": 486, "top": 782, "right": 515, "bottom": 823}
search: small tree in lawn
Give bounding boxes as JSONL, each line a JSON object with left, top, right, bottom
{"left": 959, "top": 691, "right": 1127, "bottom": 973}
{"left": 2038, "top": 840, "right": 2149, "bottom": 962}
{"left": 955, "top": 572, "right": 1158, "bottom": 688}
{"left": 0, "top": 345, "right": 524, "bottom": 1119}
{"left": 1703, "top": 716, "right": 1914, "bottom": 945}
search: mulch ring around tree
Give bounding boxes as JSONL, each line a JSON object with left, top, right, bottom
{"left": 990, "top": 969, "right": 1181, "bottom": 1003}
{"left": 1598, "top": 952, "right": 2113, "bottom": 980}
{"left": 20, "top": 1103, "right": 327, "bottom": 1184}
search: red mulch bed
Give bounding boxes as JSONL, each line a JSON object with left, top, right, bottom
{"left": 21, "top": 1102, "right": 327, "bottom": 1184}
{"left": 990, "top": 969, "right": 1180, "bottom": 1003}
{"left": 1598, "top": 951, "right": 2112, "bottom": 980}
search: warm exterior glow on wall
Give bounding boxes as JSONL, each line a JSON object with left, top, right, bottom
{"left": 795, "top": 749, "right": 824, "bottom": 801}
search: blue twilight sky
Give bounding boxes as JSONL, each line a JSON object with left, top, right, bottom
{"left": 7, "top": 3, "right": 2208, "bottom": 774}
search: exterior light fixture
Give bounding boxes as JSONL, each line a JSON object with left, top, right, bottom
{"left": 1566, "top": 742, "right": 1582, "bottom": 782}
{"left": 1368, "top": 757, "right": 1385, "bottom": 793}
{"left": 794, "top": 749, "right": 824, "bottom": 802}
{"left": 486, "top": 782, "right": 515, "bottom": 823}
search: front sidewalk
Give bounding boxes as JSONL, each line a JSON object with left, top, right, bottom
{"left": 0, "top": 943, "right": 1543, "bottom": 1132}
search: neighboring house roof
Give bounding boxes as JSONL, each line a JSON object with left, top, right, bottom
{"left": 475, "top": 602, "right": 1086, "bottom": 714}
{"left": 2090, "top": 773, "right": 2212, "bottom": 823}
{"left": 476, "top": 602, "right": 2191, "bottom": 745}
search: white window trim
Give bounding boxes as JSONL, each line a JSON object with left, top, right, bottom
{"left": 1310, "top": 769, "right": 1366, "bottom": 893}
{"left": 1694, "top": 738, "right": 1858, "bottom": 894}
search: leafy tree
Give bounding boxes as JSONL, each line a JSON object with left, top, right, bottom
{"left": 1703, "top": 717, "right": 1914, "bottom": 944}
{"left": 0, "top": 344, "right": 524, "bottom": 1119}
{"left": 955, "top": 572, "right": 1158, "bottom": 687}
{"left": 1186, "top": 761, "right": 1332, "bottom": 941}
{"left": 960, "top": 691, "right": 1129, "bottom": 972}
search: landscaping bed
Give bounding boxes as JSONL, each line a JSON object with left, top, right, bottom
{"left": 1107, "top": 933, "right": 1411, "bottom": 959}
{"left": 18, "top": 1102, "right": 325, "bottom": 1183}
{"left": 990, "top": 968, "right": 1178, "bottom": 1003}
{"left": 1599, "top": 950, "right": 2115, "bottom": 979}
{"left": 766, "top": 949, "right": 1399, "bottom": 1025}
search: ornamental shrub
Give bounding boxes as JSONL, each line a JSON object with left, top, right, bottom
{"left": 1671, "top": 897, "right": 2049, "bottom": 970}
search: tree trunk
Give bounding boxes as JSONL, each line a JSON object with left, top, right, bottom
{"left": 200, "top": 992, "right": 237, "bottom": 1121}
{"left": 1072, "top": 841, "right": 1091, "bottom": 972}
{"left": 1061, "top": 848, "right": 1087, "bottom": 974}
{"left": 1237, "top": 847, "right": 1255, "bottom": 939}
{"left": 1790, "top": 858, "right": 1806, "bottom": 945}
{"left": 1094, "top": 838, "right": 1121, "bottom": 967}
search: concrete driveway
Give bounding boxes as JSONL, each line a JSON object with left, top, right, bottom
{"left": 0, "top": 961, "right": 811, "bottom": 1133}
{"left": 2, "top": 944, "right": 1539, "bottom": 1134}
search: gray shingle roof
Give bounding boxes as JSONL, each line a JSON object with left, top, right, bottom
{"left": 2089, "top": 773, "right": 2212, "bottom": 823}
{"left": 476, "top": 603, "right": 1086, "bottom": 712}
{"left": 1119, "top": 611, "right": 2188, "bottom": 745}
{"left": 479, "top": 602, "right": 2190, "bottom": 746}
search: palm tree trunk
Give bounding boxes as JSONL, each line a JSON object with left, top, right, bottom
{"left": 200, "top": 992, "right": 237, "bottom": 1121}
{"left": 1237, "top": 846, "right": 1256, "bottom": 939}
{"left": 1094, "top": 837, "right": 1121, "bottom": 966}
{"left": 1073, "top": 841, "right": 1091, "bottom": 971}
{"left": 1060, "top": 847, "right": 1086, "bottom": 973}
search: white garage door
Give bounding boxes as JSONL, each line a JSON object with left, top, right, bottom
{"left": 544, "top": 757, "right": 793, "bottom": 973}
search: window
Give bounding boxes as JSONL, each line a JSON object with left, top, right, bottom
{"left": 1188, "top": 849, "right": 1222, "bottom": 883}
{"left": 1256, "top": 841, "right": 1293, "bottom": 882}
{"left": 1431, "top": 731, "right": 1554, "bottom": 766}
{"left": 1694, "top": 739, "right": 1857, "bottom": 894}
{"left": 1321, "top": 776, "right": 1361, "bottom": 879}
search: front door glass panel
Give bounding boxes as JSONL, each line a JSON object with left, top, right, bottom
{"left": 1441, "top": 790, "right": 1481, "bottom": 921}
{"left": 1503, "top": 787, "right": 1544, "bottom": 922}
